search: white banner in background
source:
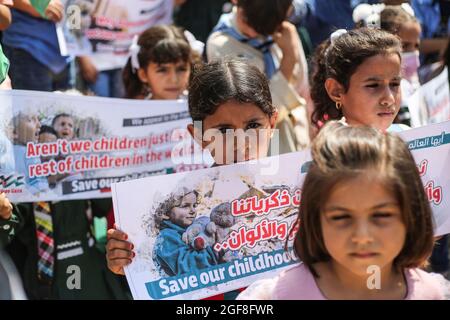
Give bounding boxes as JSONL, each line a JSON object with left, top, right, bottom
{"left": 0, "top": 90, "right": 208, "bottom": 202}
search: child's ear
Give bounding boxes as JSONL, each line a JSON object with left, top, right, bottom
{"left": 325, "top": 78, "right": 345, "bottom": 103}
{"left": 137, "top": 68, "right": 148, "bottom": 83}
{"left": 269, "top": 111, "right": 278, "bottom": 129}
{"left": 161, "top": 213, "right": 171, "bottom": 221}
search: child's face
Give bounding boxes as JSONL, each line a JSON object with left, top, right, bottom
{"left": 189, "top": 101, "right": 277, "bottom": 165}
{"left": 169, "top": 192, "right": 198, "bottom": 228}
{"left": 39, "top": 132, "right": 57, "bottom": 144}
{"left": 39, "top": 132, "right": 57, "bottom": 162}
{"left": 15, "top": 114, "right": 41, "bottom": 145}
{"left": 53, "top": 116, "right": 75, "bottom": 140}
{"left": 139, "top": 61, "right": 190, "bottom": 100}
{"left": 333, "top": 53, "right": 402, "bottom": 131}
{"left": 398, "top": 22, "right": 421, "bottom": 53}
{"left": 321, "top": 173, "right": 406, "bottom": 277}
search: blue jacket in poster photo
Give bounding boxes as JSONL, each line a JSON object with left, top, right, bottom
{"left": 154, "top": 220, "right": 218, "bottom": 276}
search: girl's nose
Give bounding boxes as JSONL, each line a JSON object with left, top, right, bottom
{"left": 351, "top": 220, "right": 374, "bottom": 245}
{"left": 380, "top": 86, "right": 397, "bottom": 107}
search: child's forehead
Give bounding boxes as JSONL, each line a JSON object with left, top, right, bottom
{"left": 351, "top": 53, "right": 401, "bottom": 79}
{"left": 55, "top": 116, "right": 74, "bottom": 122}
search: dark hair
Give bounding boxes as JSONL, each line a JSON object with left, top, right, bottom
{"left": 310, "top": 28, "right": 402, "bottom": 127}
{"left": 380, "top": 5, "right": 418, "bottom": 35}
{"left": 188, "top": 59, "right": 275, "bottom": 121}
{"left": 52, "top": 113, "right": 73, "bottom": 127}
{"left": 123, "top": 25, "right": 193, "bottom": 99}
{"left": 39, "top": 125, "right": 57, "bottom": 136}
{"left": 237, "top": 0, "right": 293, "bottom": 36}
{"left": 294, "top": 121, "right": 434, "bottom": 277}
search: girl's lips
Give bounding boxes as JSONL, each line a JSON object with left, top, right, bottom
{"left": 350, "top": 252, "right": 379, "bottom": 259}
{"left": 377, "top": 111, "right": 395, "bottom": 117}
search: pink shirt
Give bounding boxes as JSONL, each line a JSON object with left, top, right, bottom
{"left": 237, "top": 263, "right": 449, "bottom": 300}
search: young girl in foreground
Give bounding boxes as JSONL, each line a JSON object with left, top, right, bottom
{"left": 238, "top": 121, "right": 450, "bottom": 300}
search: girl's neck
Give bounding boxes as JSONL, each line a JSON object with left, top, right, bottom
{"left": 315, "top": 261, "right": 407, "bottom": 300}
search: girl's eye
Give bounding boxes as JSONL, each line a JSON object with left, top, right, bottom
{"left": 372, "top": 212, "right": 393, "bottom": 219}
{"left": 157, "top": 68, "right": 167, "bottom": 73}
{"left": 366, "top": 83, "right": 379, "bottom": 88}
{"left": 330, "top": 214, "right": 351, "bottom": 221}
{"left": 246, "top": 122, "right": 262, "bottom": 130}
{"left": 390, "top": 82, "right": 401, "bottom": 87}
{"left": 177, "top": 67, "right": 188, "bottom": 72}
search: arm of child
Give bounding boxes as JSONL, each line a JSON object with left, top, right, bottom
{"left": 0, "top": 2, "right": 12, "bottom": 30}
{"left": 155, "top": 228, "right": 218, "bottom": 275}
{"left": 106, "top": 225, "right": 134, "bottom": 275}
{"left": 77, "top": 56, "right": 98, "bottom": 84}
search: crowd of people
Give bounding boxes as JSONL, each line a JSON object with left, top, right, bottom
{"left": 0, "top": 0, "right": 449, "bottom": 300}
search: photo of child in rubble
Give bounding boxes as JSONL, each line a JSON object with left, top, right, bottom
{"left": 149, "top": 177, "right": 299, "bottom": 277}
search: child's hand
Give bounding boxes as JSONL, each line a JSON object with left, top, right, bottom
{"left": 0, "top": 192, "right": 13, "bottom": 220}
{"left": 273, "top": 21, "right": 300, "bottom": 58}
{"left": 106, "top": 225, "right": 135, "bottom": 275}
{"left": 273, "top": 21, "right": 301, "bottom": 81}
{"left": 45, "top": 0, "right": 64, "bottom": 23}
{"left": 77, "top": 56, "right": 98, "bottom": 84}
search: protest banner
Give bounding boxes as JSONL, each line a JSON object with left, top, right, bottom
{"left": 398, "top": 120, "right": 450, "bottom": 236}
{"left": 112, "top": 120, "right": 450, "bottom": 300}
{"left": 60, "top": 0, "right": 173, "bottom": 65}
{"left": 408, "top": 67, "right": 450, "bottom": 127}
{"left": 0, "top": 90, "right": 207, "bottom": 202}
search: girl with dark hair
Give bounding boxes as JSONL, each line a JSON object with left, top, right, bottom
{"left": 106, "top": 59, "right": 278, "bottom": 283}
{"left": 123, "top": 25, "right": 195, "bottom": 100}
{"left": 310, "top": 27, "right": 407, "bottom": 132}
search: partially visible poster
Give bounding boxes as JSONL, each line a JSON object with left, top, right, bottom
{"left": 0, "top": 90, "right": 208, "bottom": 202}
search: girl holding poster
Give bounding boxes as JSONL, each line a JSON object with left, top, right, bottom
{"left": 238, "top": 121, "right": 450, "bottom": 300}
{"left": 106, "top": 59, "right": 278, "bottom": 299}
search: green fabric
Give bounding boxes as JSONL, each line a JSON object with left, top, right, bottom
{"left": 30, "top": 0, "right": 51, "bottom": 19}
{"left": 0, "top": 44, "right": 10, "bottom": 84}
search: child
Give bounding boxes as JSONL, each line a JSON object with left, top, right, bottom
{"left": 310, "top": 27, "right": 407, "bottom": 133}
{"left": 354, "top": 4, "right": 424, "bottom": 127}
{"left": 107, "top": 59, "right": 278, "bottom": 274}
{"left": 38, "top": 125, "right": 63, "bottom": 188}
{"left": 237, "top": 121, "right": 450, "bottom": 300}
{"left": 52, "top": 113, "right": 75, "bottom": 140}
{"left": 12, "top": 112, "right": 49, "bottom": 193}
{"left": 207, "top": 0, "right": 311, "bottom": 153}
{"left": 3, "top": 0, "right": 71, "bottom": 91}
{"left": 106, "top": 59, "right": 278, "bottom": 299}
{"left": 153, "top": 188, "right": 218, "bottom": 276}
{"left": 122, "top": 25, "right": 194, "bottom": 100}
